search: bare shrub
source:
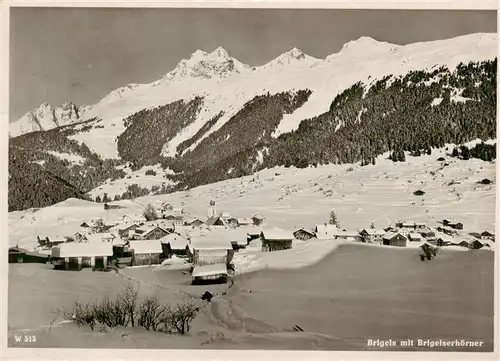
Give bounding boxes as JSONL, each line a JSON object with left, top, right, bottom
{"left": 137, "top": 296, "right": 167, "bottom": 331}
{"left": 59, "top": 300, "right": 97, "bottom": 330}
{"left": 91, "top": 296, "right": 128, "bottom": 328}
{"left": 119, "top": 282, "right": 140, "bottom": 327}
{"left": 162, "top": 303, "right": 200, "bottom": 334}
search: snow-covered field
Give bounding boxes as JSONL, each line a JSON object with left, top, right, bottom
{"left": 86, "top": 164, "right": 176, "bottom": 200}
{"left": 9, "top": 145, "right": 496, "bottom": 253}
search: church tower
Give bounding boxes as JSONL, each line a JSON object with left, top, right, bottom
{"left": 208, "top": 200, "right": 216, "bottom": 218}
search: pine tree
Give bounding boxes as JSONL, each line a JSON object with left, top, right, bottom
{"left": 329, "top": 211, "right": 338, "bottom": 225}
{"left": 95, "top": 195, "right": 102, "bottom": 203}
{"left": 452, "top": 147, "right": 459, "bottom": 157}
{"left": 103, "top": 192, "right": 109, "bottom": 203}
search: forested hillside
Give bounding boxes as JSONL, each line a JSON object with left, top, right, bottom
{"left": 8, "top": 59, "right": 497, "bottom": 211}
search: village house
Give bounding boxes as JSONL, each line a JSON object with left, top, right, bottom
{"left": 382, "top": 232, "right": 408, "bottom": 247}
{"left": 160, "top": 233, "right": 189, "bottom": 258}
{"left": 224, "top": 228, "right": 250, "bottom": 250}
{"left": 9, "top": 246, "right": 49, "bottom": 264}
{"left": 408, "top": 233, "right": 423, "bottom": 242}
{"left": 359, "top": 228, "right": 386, "bottom": 244}
{"left": 237, "top": 218, "right": 254, "bottom": 227}
{"left": 436, "top": 225, "right": 458, "bottom": 236}
{"left": 84, "top": 233, "right": 115, "bottom": 244}
{"left": 415, "top": 222, "right": 426, "bottom": 230}
{"left": 246, "top": 228, "right": 262, "bottom": 245}
{"left": 111, "top": 241, "right": 133, "bottom": 266}
{"left": 109, "top": 223, "right": 142, "bottom": 239}
{"left": 252, "top": 214, "right": 266, "bottom": 226}
{"left": 481, "top": 231, "right": 495, "bottom": 240}
{"left": 131, "top": 224, "right": 170, "bottom": 240}
{"left": 314, "top": 224, "right": 339, "bottom": 239}
{"left": 129, "top": 239, "right": 163, "bottom": 266}
{"left": 418, "top": 229, "right": 435, "bottom": 238}
{"left": 293, "top": 228, "right": 316, "bottom": 241}
{"left": 50, "top": 242, "right": 113, "bottom": 270}
{"left": 468, "top": 239, "right": 484, "bottom": 250}
{"left": 435, "top": 237, "right": 451, "bottom": 247}
{"left": 442, "top": 218, "right": 464, "bottom": 230}
{"left": 260, "top": 228, "right": 293, "bottom": 252}
{"left": 205, "top": 215, "right": 227, "bottom": 227}
{"left": 184, "top": 218, "right": 205, "bottom": 227}
{"left": 191, "top": 263, "right": 228, "bottom": 285}
{"left": 187, "top": 234, "right": 234, "bottom": 266}
{"left": 336, "top": 230, "right": 362, "bottom": 242}
{"left": 37, "top": 236, "right": 66, "bottom": 249}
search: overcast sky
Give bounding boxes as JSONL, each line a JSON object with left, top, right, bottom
{"left": 9, "top": 8, "right": 497, "bottom": 121}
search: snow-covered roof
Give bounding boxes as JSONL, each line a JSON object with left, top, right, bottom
{"left": 112, "top": 238, "right": 126, "bottom": 246}
{"left": 337, "top": 230, "right": 359, "bottom": 237}
{"left": 85, "top": 233, "right": 115, "bottom": 243}
{"left": 110, "top": 223, "right": 137, "bottom": 232}
{"left": 190, "top": 235, "right": 233, "bottom": 250}
{"left": 129, "top": 239, "right": 163, "bottom": 254}
{"left": 160, "top": 234, "right": 189, "bottom": 249}
{"left": 261, "top": 228, "right": 293, "bottom": 241}
{"left": 51, "top": 242, "right": 113, "bottom": 258}
{"left": 237, "top": 218, "right": 254, "bottom": 225}
{"left": 383, "top": 232, "right": 407, "bottom": 240}
{"left": 315, "top": 224, "right": 339, "bottom": 234}
{"left": 192, "top": 263, "right": 227, "bottom": 278}
{"left": 361, "top": 228, "right": 386, "bottom": 235}
{"left": 409, "top": 233, "right": 423, "bottom": 239}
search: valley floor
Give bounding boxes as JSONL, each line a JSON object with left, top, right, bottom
{"left": 8, "top": 243, "right": 494, "bottom": 351}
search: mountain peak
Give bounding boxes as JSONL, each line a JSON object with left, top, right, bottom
{"left": 161, "top": 46, "right": 250, "bottom": 82}
{"left": 339, "top": 36, "right": 400, "bottom": 55}
{"left": 257, "top": 47, "right": 319, "bottom": 71}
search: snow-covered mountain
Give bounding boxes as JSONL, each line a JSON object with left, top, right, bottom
{"left": 10, "top": 101, "right": 85, "bottom": 137}
{"left": 11, "top": 34, "right": 496, "bottom": 146}
{"left": 8, "top": 33, "right": 497, "bottom": 212}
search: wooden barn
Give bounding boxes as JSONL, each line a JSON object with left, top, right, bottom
{"left": 246, "top": 228, "right": 262, "bottom": 245}
{"left": 129, "top": 239, "right": 163, "bottom": 266}
{"left": 50, "top": 242, "right": 113, "bottom": 270}
{"left": 314, "top": 224, "right": 338, "bottom": 239}
{"left": 184, "top": 218, "right": 205, "bottom": 227}
{"left": 418, "top": 229, "right": 435, "bottom": 238}
{"left": 9, "top": 246, "right": 49, "bottom": 264}
{"left": 160, "top": 233, "right": 189, "bottom": 257}
{"left": 336, "top": 230, "right": 362, "bottom": 242}
{"left": 187, "top": 235, "right": 234, "bottom": 266}
{"left": 237, "top": 218, "right": 254, "bottom": 227}
{"left": 293, "top": 228, "right": 316, "bottom": 241}
{"left": 260, "top": 228, "right": 293, "bottom": 252}
{"left": 413, "top": 190, "right": 426, "bottom": 196}
{"left": 111, "top": 238, "right": 133, "bottom": 266}
{"left": 382, "top": 232, "right": 408, "bottom": 247}
{"left": 443, "top": 219, "right": 464, "bottom": 230}
{"left": 408, "top": 233, "right": 423, "bottom": 242}
{"left": 191, "top": 263, "right": 228, "bottom": 285}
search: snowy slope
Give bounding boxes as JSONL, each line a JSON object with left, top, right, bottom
{"left": 9, "top": 144, "right": 495, "bottom": 249}
{"left": 10, "top": 33, "right": 497, "bottom": 159}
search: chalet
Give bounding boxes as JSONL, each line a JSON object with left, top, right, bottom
{"left": 184, "top": 218, "right": 205, "bottom": 227}
{"left": 468, "top": 239, "right": 484, "bottom": 250}
{"left": 293, "top": 228, "right": 316, "bottom": 241}
{"left": 401, "top": 221, "right": 417, "bottom": 229}
{"left": 413, "top": 190, "right": 426, "bottom": 196}
{"left": 359, "top": 229, "right": 386, "bottom": 244}
{"left": 436, "top": 237, "right": 451, "bottom": 247}
{"left": 160, "top": 233, "right": 189, "bottom": 257}
{"left": 481, "top": 231, "right": 495, "bottom": 240}
{"left": 80, "top": 222, "right": 91, "bottom": 229}
{"left": 314, "top": 224, "right": 339, "bottom": 239}
{"left": 110, "top": 223, "right": 141, "bottom": 239}
{"left": 482, "top": 239, "right": 495, "bottom": 250}
{"left": 187, "top": 234, "right": 234, "bottom": 266}
{"left": 132, "top": 225, "right": 170, "bottom": 240}
{"left": 252, "top": 215, "right": 266, "bottom": 226}
{"left": 85, "top": 233, "right": 115, "bottom": 244}
{"left": 336, "top": 230, "right": 362, "bottom": 242}
{"left": 172, "top": 216, "right": 184, "bottom": 228}
{"left": 415, "top": 222, "right": 426, "bottom": 230}
{"left": 408, "top": 233, "right": 423, "bottom": 242}
{"left": 260, "top": 228, "right": 293, "bottom": 252}
{"left": 9, "top": 246, "right": 49, "bottom": 264}
{"left": 205, "top": 215, "right": 227, "bottom": 227}
{"left": 51, "top": 242, "right": 113, "bottom": 270}
{"left": 454, "top": 239, "right": 471, "bottom": 248}
{"left": 191, "top": 263, "right": 228, "bottom": 285}
{"left": 418, "top": 229, "right": 435, "bottom": 238}
{"left": 382, "top": 232, "right": 407, "bottom": 247}
{"left": 437, "top": 226, "right": 458, "bottom": 235}
{"left": 73, "top": 232, "right": 87, "bottom": 242}
{"left": 237, "top": 218, "right": 254, "bottom": 227}
{"left": 443, "top": 219, "right": 463, "bottom": 230}
{"left": 129, "top": 240, "right": 163, "bottom": 266}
